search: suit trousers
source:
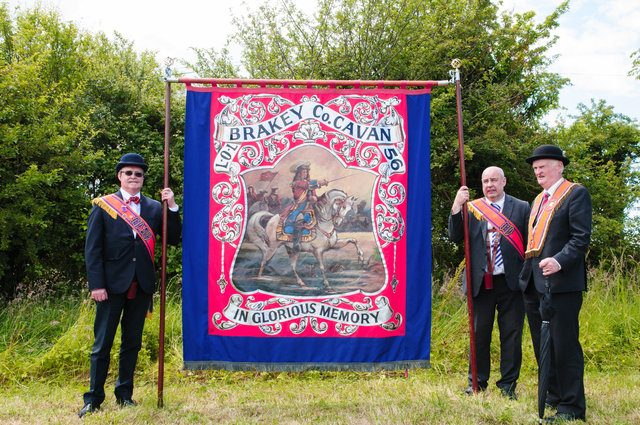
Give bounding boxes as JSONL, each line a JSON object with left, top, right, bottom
{"left": 524, "top": 282, "right": 585, "bottom": 419}
{"left": 468, "top": 274, "right": 524, "bottom": 391}
{"left": 83, "top": 288, "right": 152, "bottom": 406}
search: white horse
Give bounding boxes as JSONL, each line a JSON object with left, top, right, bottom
{"left": 246, "top": 189, "right": 364, "bottom": 288}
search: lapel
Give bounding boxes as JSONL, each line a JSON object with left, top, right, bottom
{"left": 502, "top": 194, "right": 513, "bottom": 220}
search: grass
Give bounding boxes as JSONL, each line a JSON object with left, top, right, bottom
{"left": 1, "top": 262, "right": 639, "bottom": 424}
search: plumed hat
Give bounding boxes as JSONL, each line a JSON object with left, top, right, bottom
{"left": 116, "top": 153, "right": 149, "bottom": 173}
{"left": 290, "top": 160, "right": 311, "bottom": 173}
{"left": 525, "top": 144, "right": 570, "bottom": 165}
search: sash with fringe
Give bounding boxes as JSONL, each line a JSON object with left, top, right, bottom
{"left": 468, "top": 198, "right": 525, "bottom": 259}
{"left": 92, "top": 194, "right": 156, "bottom": 262}
{"left": 525, "top": 179, "right": 577, "bottom": 258}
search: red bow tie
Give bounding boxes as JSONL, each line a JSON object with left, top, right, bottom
{"left": 127, "top": 196, "right": 140, "bottom": 205}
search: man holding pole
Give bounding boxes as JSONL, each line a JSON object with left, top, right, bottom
{"left": 79, "top": 153, "right": 181, "bottom": 418}
{"left": 520, "top": 145, "right": 591, "bottom": 422}
{"left": 449, "top": 166, "right": 530, "bottom": 399}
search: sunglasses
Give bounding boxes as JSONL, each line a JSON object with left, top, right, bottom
{"left": 121, "top": 170, "right": 144, "bottom": 177}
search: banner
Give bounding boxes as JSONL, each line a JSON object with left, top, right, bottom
{"left": 183, "top": 85, "right": 432, "bottom": 370}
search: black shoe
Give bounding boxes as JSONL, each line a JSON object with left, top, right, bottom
{"left": 463, "top": 385, "right": 486, "bottom": 395}
{"left": 543, "top": 412, "right": 585, "bottom": 423}
{"left": 116, "top": 398, "right": 137, "bottom": 408}
{"left": 78, "top": 403, "right": 97, "bottom": 418}
{"left": 500, "top": 387, "right": 518, "bottom": 400}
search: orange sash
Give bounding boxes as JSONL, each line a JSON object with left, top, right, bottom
{"left": 468, "top": 198, "right": 525, "bottom": 259}
{"left": 525, "top": 179, "right": 577, "bottom": 258}
{"left": 92, "top": 194, "right": 156, "bottom": 261}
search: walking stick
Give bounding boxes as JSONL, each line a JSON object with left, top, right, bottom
{"left": 451, "top": 58, "right": 478, "bottom": 392}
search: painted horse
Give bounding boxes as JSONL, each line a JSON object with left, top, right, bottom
{"left": 246, "top": 189, "right": 364, "bottom": 288}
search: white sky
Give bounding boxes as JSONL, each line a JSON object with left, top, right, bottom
{"left": 4, "top": 0, "right": 640, "bottom": 124}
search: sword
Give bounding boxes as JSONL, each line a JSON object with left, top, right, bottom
{"left": 325, "top": 174, "right": 358, "bottom": 184}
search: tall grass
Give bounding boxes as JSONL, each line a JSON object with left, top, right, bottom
{"left": 2, "top": 263, "right": 639, "bottom": 382}
{"left": 0, "top": 264, "right": 639, "bottom": 423}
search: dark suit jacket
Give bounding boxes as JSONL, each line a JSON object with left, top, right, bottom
{"left": 519, "top": 184, "right": 591, "bottom": 293}
{"left": 85, "top": 190, "right": 182, "bottom": 295}
{"left": 449, "top": 194, "right": 530, "bottom": 297}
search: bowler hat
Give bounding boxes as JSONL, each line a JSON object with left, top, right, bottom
{"left": 525, "top": 144, "right": 570, "bottom": 165}
{"left": 116, "top": 153, "right": 149, "bottom": 173}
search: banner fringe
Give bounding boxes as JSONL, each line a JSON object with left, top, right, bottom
{"left": 184, "top": 360, "right": 430, "bottom": 372}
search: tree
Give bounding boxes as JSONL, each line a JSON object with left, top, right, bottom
{"left": 220, "top": 0, "right": 571, "bottom": 275}
{"left": 630, "top": 48, "right": 640, "bottom": 80}
{"left": 0, "top": 4, "right": 179, "bottom": 299}
{"left": 550, "top": 100, "right": 640, "bottom": 261}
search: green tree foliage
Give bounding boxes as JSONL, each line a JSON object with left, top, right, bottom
{"left": 227, "top": 0, "right": 570, "bottom": 275}
{"left": 180, "top": 47, "right": 239, "bottom": 79}
{"left": 0, "top": 4, "right": 180, "bottom": 299}
{"left": 549, "top": 100, "right": 640, "bottom": 261}
{"left": 630, "top": 48, "right": 640, "bottom": 79}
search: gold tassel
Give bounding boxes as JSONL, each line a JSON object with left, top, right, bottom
{"left": 466, "top": 202, "right": 485, "bottom": 222}
{"left": 92, "top": 197, "right": 118, "bottom": 219}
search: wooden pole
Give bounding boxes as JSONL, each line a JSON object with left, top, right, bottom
{"left": 158, "top": 64, "right": 172, "bottom": 408}
{"left": 452, "top": 59, "right": 478, "bottom": 392}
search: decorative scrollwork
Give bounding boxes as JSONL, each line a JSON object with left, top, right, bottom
{"left": 263, "top": 134, "right": 291, "bottom": 162}
{"left": 322, "top": 297, "right": 373, "bottom": 311}
{"left": 379, "top": 181, "right": 406, "bottom": 209}
{"left": 212, "top": 312, "right": 239, "bottom": 330}
{"left": 294, "top": 120, "right": 326, "bottom": 143}
{"left": 245, "top": 296, "right": 296, "bottom": 310}
{"left": 335, "top": 323, "right": 359, "bottom": 336}
{"left": 241, "top": 99, "right": 266, "bottom": 124}
{"left": 259, "top": 324, "right": 282, "bottom": 335}
{"left": 326, "top": 96, "right": 352, "bottom": 114}
{"left": 355, "top": 143, "right": 381, "bottom": 168}
{"left": 290, "top": 317, "right": 308, "bottom": 334}
{"left": 267, "top": 95, "right": 295, "bottom": 115}
{"left": 310, "top": 317, "right": 328, "bottom": 334}
{"left": 375, "top": 202, "right": 405, "bottom": 246}
{"left": 238, "top": 144, "right": 264, "bottom": 168}
{"left": 328, "top": 133, "right": 356, "bottom": 162}
{"left": 353, "top": 100, "right": 377, "bottom": 125}
{"left": 381, "top": 313, "right": 402, "bottom": 331}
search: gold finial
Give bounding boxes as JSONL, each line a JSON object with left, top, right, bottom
{"left": 451, "top": 58, "right": 462, "bottom": 69}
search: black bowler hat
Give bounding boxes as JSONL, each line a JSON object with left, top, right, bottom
{"left": 525, "top": 144, "right": 570, "bottom": 165}
{"left": 116, "top": 153, "right": 149, "bottom": 173}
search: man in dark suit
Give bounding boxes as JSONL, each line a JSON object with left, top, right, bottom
{"left": 79, "top": 153, "right": 181, "bottom": 418}
{"left": 520, "top": 145, "right": 591, "bottom": 422}
{"left": 449, "top": 166, "right": 530, "bottom": 399}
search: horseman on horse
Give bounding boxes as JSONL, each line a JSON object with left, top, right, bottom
{"left": 246, "top": 163, "right": 364, "bottom": 289}
{"left": 277, "top": 161, "right": 328, "bottom": 250}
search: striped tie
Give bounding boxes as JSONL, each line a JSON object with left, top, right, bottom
{"left": 491, "top": 203, "right": 503, "bottom": 268}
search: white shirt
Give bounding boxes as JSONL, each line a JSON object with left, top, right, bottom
{"left": 540, "top": 178, "right": 564, "bottom": 271}
{"left": 485, "top": 195, "right": 505, "bottom": 275}
{"left": 120, "top": 190, "right": 179, "bottom": 238}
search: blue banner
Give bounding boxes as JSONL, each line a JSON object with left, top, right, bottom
{"left": 182, "top": 87, "right": 431, "bottom": 371}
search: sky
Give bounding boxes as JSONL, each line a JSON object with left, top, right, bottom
{"left": 4, "top": 0, "right": 640, "bottom": 124}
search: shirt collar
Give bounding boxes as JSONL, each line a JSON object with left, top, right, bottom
{"left": 121, "top": 190, "right": 141, "bottom": 201}
{"left": 485, "top": 195, "right": 505, "bottom": 210}
{"left": 546, "top": 178, "right": 564, "bottom": 197}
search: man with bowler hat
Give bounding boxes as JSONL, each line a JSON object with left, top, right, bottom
{"left": 520, "top": 145, "right": 591, "bottom": 422}
{"left": 79, "top": 153, "right": 181, "bottom": 418}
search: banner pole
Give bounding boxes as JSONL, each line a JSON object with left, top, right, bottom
{"left": 158, "top": 59, "right": 173, "bottom": 408}
{"left": 451, "top": 59, "right": 478, "bottom": 392}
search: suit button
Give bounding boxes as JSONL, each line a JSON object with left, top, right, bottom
{"left": 132, "top": 257, "right": 136, "bottom": 262}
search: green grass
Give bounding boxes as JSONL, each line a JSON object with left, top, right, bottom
{"left": 1, "top": 263, "right": 639, "bottom": 424}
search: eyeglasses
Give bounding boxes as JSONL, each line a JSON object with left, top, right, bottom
{"left": 121, "top": 170, "right": 144, "bottom": 177}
